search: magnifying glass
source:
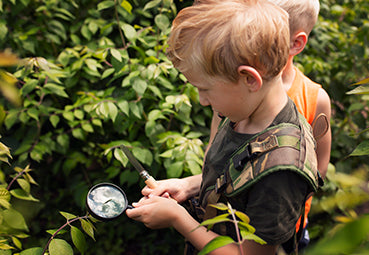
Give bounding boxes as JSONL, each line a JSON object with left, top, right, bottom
{"left": 86, "top": 183, "right": 132, "bottom": 221}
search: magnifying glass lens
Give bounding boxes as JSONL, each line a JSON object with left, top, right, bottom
{"left": 86, "top": 183, "right": 128, "bottom": 221}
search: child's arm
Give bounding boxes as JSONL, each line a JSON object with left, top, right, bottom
{"left": 314, "top": 88, "right": 331, "bottom": 178}
{"left": 126, "top": 195, "right": 277, "bottom": 255}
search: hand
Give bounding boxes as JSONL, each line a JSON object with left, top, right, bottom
{"left": 141, "top": 178, "right": 194, "bottom": 203}
{"left": 126, "top": 195, "right": 186, "bottom": 229}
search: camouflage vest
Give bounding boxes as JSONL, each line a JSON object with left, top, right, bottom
{"left": 201, "top": 113, "right": 321, "bottom": 222}
{"left": 184, "top": 114, "right": 323, "bottom": 255}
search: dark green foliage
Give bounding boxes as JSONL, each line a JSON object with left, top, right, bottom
{"left": 0, "top": 0, "right": 368, "bottom": 254}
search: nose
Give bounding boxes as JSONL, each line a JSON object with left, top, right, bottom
{"left": 198, "top": 91, "right": 210, "bottom": 107}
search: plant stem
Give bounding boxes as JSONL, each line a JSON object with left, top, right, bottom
{"left": 229, "top": 204, "right": 244, "bottom": 255}
{"left": 42, "top": 215, "right": 90, "bottom": 255}
{"left": 6, "top": 170, "right": 25, "bottom": 190}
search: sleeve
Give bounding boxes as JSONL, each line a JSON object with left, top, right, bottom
{"left": 244, "top": 171, "right": 310, "bottom": 245}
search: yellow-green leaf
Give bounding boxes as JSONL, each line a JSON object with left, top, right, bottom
{"left": 49, "top": 239, "right": 73, "bottom": 255}
{"left": 60, "top": 211, "right": 77, "bottom": 220}
{"left": 80, "top": 219, "right": 95, "bottom": 241}
{"left": 3, "top": 208, "right": 29, "bottom": 231}
{"left": 70, "top": 226, "right": 87, "bottom": 254}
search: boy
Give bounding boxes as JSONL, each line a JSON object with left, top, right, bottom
{"left": 126, "top": 0, "right": 321, "bottom": 254}
{"left": 204, "top": 0, "right": 331, "bottom": 250}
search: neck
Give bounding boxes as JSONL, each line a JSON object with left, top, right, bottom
{"left": 281, "top": 57, "right": 296, "bottom": 92}
{"left": 235, "top": 77, "right": 288, "bottom": 134}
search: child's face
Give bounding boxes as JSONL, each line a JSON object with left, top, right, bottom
{"left": 183, "top": 70, "right": 254, "bottom": 123}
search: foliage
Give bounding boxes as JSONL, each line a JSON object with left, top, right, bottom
{"left": 298, "top": 0, "right": 369, "bottom": 173}
{"left": 0, "top": 138, "right": 37, "bottom": 252}
{"left": 196, "top": 203, "right": 265, "bottom": 255}
{"left": 1, "top": 0, "right": 206, "bottom": 253}
{"left": 0, "top": 0, "right": 368, "bottom": 254}
{"left": 1, "top": 134, "right": 96, "bottom": 255}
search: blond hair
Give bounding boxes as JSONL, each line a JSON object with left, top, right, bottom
{"left": 167, "top": 0, "right": 290, "bottom": 83}
{"left": 271, "top": 0, "right": 320, "bottom": 36}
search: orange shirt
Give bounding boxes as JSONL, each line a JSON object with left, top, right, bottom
{"left": 287, "top": 66, "right": 321, "bottom": 232}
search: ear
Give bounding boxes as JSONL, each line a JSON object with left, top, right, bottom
{"left": 237, "top": 65, "right": 262, "bottom": 92}
{"left": 290, "top": 31, "right": 307, "bottom": 56}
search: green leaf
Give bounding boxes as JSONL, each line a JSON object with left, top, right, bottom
{"left": 240, "top": 231, "right": 266, "bottom": 245}
{"left": 0, "top": 21, "right": 8, "bottom": 41}
{"left": 0, "top": 187, "right": 11, "bottom": 202}
{"left": 209, "top": 203, "right": 229, "bottom": 211}
{"left": 351, "top": 78, "right": 369, "bottom": 86}
{"left": 121, "top": 23, "right": 137, "bottom": 42}
{"left": 3, "top": 208, "right": 29, "bottom": 231}
{"left": 11, "top": 236, "right": 22, "bottom": 249}
{"left": 235, "top": 211, "right": 250, "bottom": 224}
{"left": 107, "top": 101, "right": 118, "bottom": 122}
{"left": 80, "top": 219, "right": 95, "bottom": 241}
{"left": 165, "top": 161, "right": 183, "bottom": 178}
{"left": 346, "top": 85, "right": 369, "bottom": 95}
{"left": 114, "top": 148, "right": 128, "bottom": 167}
{"left": 143, "top": 0, "right": 161, "bottom": 10}
{"left": 132, "top": 77, "right": 148, "bottom": 96}
{"left": 74, "top": 109, "right": 84, "bottom": 120}
{"left": 102, "top": 68, "right": 115, "bottom": 79}
{"left": 0, "top": 198, "right": 11, "bottom": 209}
{"left": 121, "top": 0, "right": 132, "bottom": 14}
{"left": 147, "top": 109, "right": 165, "bottom": 121}
{"left": 62, "top": 111, "right": 74, "bottom": 121}
{"left": 350, "top": 141, "right": 369, "bottom": 156}
{"left": 117, "top": 100, "right": 129, "bottom": 116}
{"left": 10, "top": 189, "right": 39, "bottom": 202}
{"left": 132, "top": 147, "right": 153, "bottom": 166}
{"left": 81, "top": 122, "right": 94, "bottom": 133}
{"left": 49, "top": 239, "right": 73, "bottom": 255}
{"left": 186, "top": 159, "right": 202, "bottom": 175}
{"left": 60, "top": 211, "right": 77, "bottom": 220}
{"left": 0, "top": 242, "right": 14, "bottom": 250}
{"left": 71, "top": 226, "right": 87, "bottom": 254}
{"left": 44, "top": 83, "right": 69, "bottom": 98}
{"left": 19, "top": 247, "right": 44, "bottom": 255}
{"left": 198, "top": 236, "right": 234, "bottom": 255}
{"left": 199, "top": 214, "right": 231, "bottom": 228}
{"left": 155, "top": 14, "right": 170, "bottom": 31}
{"left": 238, "top": 221, "right": 256, "bottom": 233}
{"left": 49, "top": 115, "right": 60, "bottom": 128}
{"left": 129, "top": 101, "right": 142, "bottom": 119}
{"left": 46, "top": 229, "right": 67, "bottom": 236}
{"left": 27, "top": 108, "right": 39, "bottom": 121}
{"left": 110, "top": 48, "right": 122, "bottom": 62}
{"left": 4, "top": 109, "right": 18, "bottom": 129}
{"left": 17, "top": 178, "right": 31, "bottom": 193}
{"left": 97, "top": 0, "right": 115, "bottom": 11}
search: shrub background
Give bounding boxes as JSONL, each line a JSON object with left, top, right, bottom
{"left": 0, "top": 0, "right": 368, "bottom": 254}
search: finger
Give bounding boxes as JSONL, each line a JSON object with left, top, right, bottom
{"left": 143, "top": 184, "right": 167, "bottom": 197}
{"left": 162, "top": 192, "right": 169, "bottom": 198}
{"left": 138, "top": 196, "right": 149, "bottom": 203}
{"left": 125, "top": 207, "right": 140, "bottom": 218}
{"left": 141, "top": 186, "right": 153, "bottom": 196}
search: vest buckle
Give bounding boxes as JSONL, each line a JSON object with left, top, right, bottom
{"left": 215, "top": 174, "right": 227, "bottom": 194}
